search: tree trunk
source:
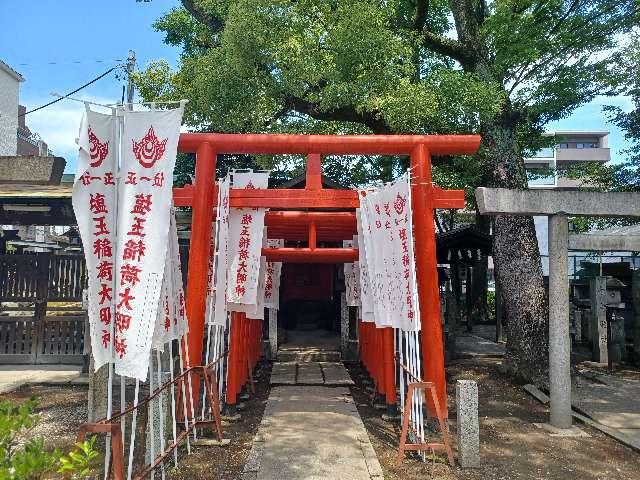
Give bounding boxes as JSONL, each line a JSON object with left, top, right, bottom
{"left": 482, "top": 112, "right": 549, "bottom": 385}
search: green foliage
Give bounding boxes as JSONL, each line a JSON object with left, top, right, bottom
{"left": 0, "top": 399, "right": 101, "bottom": 480}
{"left": 57, "top": 436, "right": 100, "bottom": 479}
{"left": 0, "top": 398, "right": 59, "bottom": 480}
{"left": 136, "top": 0, "right": 638, "bottom": 194}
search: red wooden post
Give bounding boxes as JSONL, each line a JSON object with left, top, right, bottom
{"left": 382, "top": 326, "right": 396, "bottom": 407}
{"left": 306, "top": 153, "right": 322, "bottom": 191}
{"left": 410, "top": 144, "right": 448, "bottom": 417}
{"left": 184, "top": 142, "right": 216, "bottom": 409}
{"left": 226, "top": 311, "right": 242, "bottom": 405}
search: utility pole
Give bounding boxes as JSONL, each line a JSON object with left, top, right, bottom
{"left": 126, "top": 50, "right": 136, "bottom": 108}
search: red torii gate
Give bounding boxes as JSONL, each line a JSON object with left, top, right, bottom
{"left": 172, "top": 133, "right": 480, "bottom": 416}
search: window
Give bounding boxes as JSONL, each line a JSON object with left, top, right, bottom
{"left": 558, "top": 143, "right": 569, "bottom": 149}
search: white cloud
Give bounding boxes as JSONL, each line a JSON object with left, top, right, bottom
{"left": 21, "top": 94, "right": 114, "bottom": 172}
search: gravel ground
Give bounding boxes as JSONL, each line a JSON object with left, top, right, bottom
{"left": 348, "top": 358, "right": 640, "bottom": 480}
{"left": 1, "top": 384, "right": 88, "bottom": 452}
{"left": 167, "top": 361, "right": 272, "bottom": 480}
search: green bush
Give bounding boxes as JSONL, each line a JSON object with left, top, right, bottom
{"left": 0, "top": 398, "right": 100, "bottom": 480}
{"left": 0, "top": 397, "right": 59, "bottom": 479}
{"left": 58, "top": 436, "right": 100, "bottom": 479}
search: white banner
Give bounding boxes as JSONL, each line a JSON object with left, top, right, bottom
{"left": 73, "top": 107, "right": 117, "bottom": 371}
{"left": 226, "top": 172, "right": 268, "bottom": 310}
{"left": 356, "top": 207, "right": 375, "bottom": 322}
{"left": 358, "top": 174, "right": 420, "bottom": 331}
{"left": 206, "top": 176, "right": 231, "bottom": 326}
{"left": 343, "top": 239, "right": 360, "bottom": 307}
{"left": 152, "top": 212, "right": 188, "bottom": 350}
{"left": 113, "top": 107, "right": 183, "bottom": 380}
{"left": 264, "top": 239, "right": 283, "bottom": 310}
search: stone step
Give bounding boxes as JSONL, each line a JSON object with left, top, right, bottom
{"left": 269, "top": 361, "right": 355, "bottom": 387}
{"left": 277, "top": 350, "right": 341, "bottom": 363}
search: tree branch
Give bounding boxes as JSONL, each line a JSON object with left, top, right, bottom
{"left": 414, "top": 0, "right": 429, "bottom": 31}
{"left": 421, "top": 31, "right": 474, "bottom": 66}
{"left": 283, "top": 95, "right": 392, "bottom": 133}
{"left": 181, "top": 0, "right": 224, "bottom": 32}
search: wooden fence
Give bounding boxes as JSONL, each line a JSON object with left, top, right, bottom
{"left": 0, "top": 253, "right": 87, "bottom": 365}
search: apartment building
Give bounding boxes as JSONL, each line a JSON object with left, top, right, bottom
{"left": 525, "top": 131, "right": 610, "bottom": 188}
{"left": 525, "top": 131, "right": 612, "bottom": 274}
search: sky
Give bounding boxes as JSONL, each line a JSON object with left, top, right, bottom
{"left": 0, "top": 1, "right": 634, "bottom": 174}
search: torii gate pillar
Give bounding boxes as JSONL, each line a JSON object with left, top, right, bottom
{"left": 411, "top": 144, "right": 448, "bottom": 416}
{"left": 476, "top": 187, "right": 640, "bottom": 430}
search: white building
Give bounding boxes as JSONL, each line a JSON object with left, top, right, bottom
{"left": 525, "top": 131, "right": 610, "bottom": 188}
{"left": 525, "top": 131, "right": 615, "bottom": 275}
{"left": 0, "top": 60, "right": 24, "bottom": 156}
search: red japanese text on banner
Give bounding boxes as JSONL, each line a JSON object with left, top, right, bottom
{"left": 72, "top": 106, "right": 117, "bottom": 370}
{"left": 343, "top": 239, "right": 361, "bottom": 308}
{"left": 206, "top": 176, "right": 231, "bottom": 326}
{"left": 226, "top": 171, "right": 268, "bottom": 310}
{"left": 114, "top": 107, "right": 184, "bottom": 380}
{"left": 358, "top": 174, "right": 420, "bottom": 331}
{"left": 264, "top": 239, "right": 283, "bottom": 310}
{"left": 152, "top": 212, "right": 188, "bottom": 350}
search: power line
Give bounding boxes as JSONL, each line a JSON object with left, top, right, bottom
{"left": 19, "top": 66, "right": 119, "bottom": 117}
{"left": 15, "top": 59, "right": 124, "bottom": 67}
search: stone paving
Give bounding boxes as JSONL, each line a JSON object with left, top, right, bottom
{"left": 573, "top": 372, "right": 640, "bottom": 450}
{"left": 243, "top": 383, "right": 383, "bottom": 480}
{"left": 0, "top": 365, "right": 84, "bottom": 394}
{"left": 270, "top": 361, "right": 354, "bottom": 386}
{"left": 455, "top": 333, "right": 505, "bottom": 358}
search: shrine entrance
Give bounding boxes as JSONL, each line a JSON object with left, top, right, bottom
{"left": 174, "top": 132, "right": 480, "bottom": 417}
{"left": 277, "top": 262, "right": 342, "bottom": 360}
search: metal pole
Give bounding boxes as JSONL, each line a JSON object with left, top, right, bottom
{"left": 126, "top": 50, "right": 136, "bottom": 108}
{"left": 548, "top": 214, "right": 572, "bottom": 429}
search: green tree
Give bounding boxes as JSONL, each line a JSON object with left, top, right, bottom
{"left": 137, "top": 0, "right": 638, "bottom": 384}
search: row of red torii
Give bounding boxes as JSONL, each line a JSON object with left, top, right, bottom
{"left": 173, "top": 132, "right": 481, "bottom": 418}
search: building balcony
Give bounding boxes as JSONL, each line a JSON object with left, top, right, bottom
{"left": 555, "top": 147, "right": 610, "bottom": 163}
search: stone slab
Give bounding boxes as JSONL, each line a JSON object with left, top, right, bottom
{"left": 0, "top": 156, "right": 65, "bottom": 185}
{"left": 475, "top": 187, "right": 640, "bottom": 217}
{"left": 455, "top": 334, "right": 505, "bottom": 358}
{"left": 321, "top": 362, "right": 354, "bottom": 386}
{"left": 533, "top": 423, "right": 589, "bottom": 437}
{"left": 270, "top": 362, "right": 297, "bottom": 385}
{"left": 569, "top": 233, "right": 640, "bottom": 252}
{"left": 573, "top": 375, "right": 640, "bottom": 429}
{"left": 296, "top": 362, "right": 324, "bottom": 385}
{"left": 0, "top": 365, "right": 83, "bottom": 394}
{"left": 253, "top": 386, "right": 382, "bottom": 480}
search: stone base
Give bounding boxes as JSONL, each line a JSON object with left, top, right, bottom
{"left": 193, "top": 438, "right": 231, "bottom": 447}
{"left": 533, "top": 423, "right": 590, "bottom": 437}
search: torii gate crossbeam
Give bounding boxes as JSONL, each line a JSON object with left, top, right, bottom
{"left": 173, "top": 133, "right": 481, "bottom": 417}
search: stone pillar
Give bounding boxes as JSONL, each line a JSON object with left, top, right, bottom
{"left": 548, "top": 214, "right": 572, "bottom": 429}
{"left": 87, "top": 359, "right": 109, "bottom": 423}
{"left": 589, "top": 276, "right": 608, "bottom": 363}
{"left": 456, "top": 380, "right": 479, "bottom": 468}
{"left": 268, "top": 308, "right": 278, "bottom": 360}
{"left": 340, "top": 292, "right": 349, "bottom": 356}
{"left": 571, "top": 306, "right": 581, "bottom": 343}
{"left": 495, "top": 277, "right": 503, "bottom": 343}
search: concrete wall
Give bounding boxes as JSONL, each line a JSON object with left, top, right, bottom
{"left": 556, "top": 147, "right": 610, "bottom": 163}
{"left": 0, "top": 69, "right": 20, "bottom": 156}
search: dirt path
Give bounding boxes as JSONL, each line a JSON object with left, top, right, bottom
{"left": 348, "top": 359, "right": 640, "bottom": 480}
